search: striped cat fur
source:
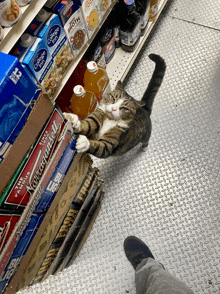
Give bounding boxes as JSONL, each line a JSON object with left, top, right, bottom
{"left": 65, "top": 54, "right": 166, "bottom": 158}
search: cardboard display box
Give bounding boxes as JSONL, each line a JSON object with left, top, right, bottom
{"left": 0, "top": 91, "right": 54, "bottom": 197}
{"left": 5, "top": 153, "right": 92, "bottom": 294}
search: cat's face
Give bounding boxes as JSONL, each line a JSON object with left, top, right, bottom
{"left": 99, "top": 81, "right": 144, "bottom": 121}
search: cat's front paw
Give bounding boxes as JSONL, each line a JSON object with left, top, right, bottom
{"left": 63, "top": 113, "right": 81, "bottom": 133}
{"left": 76, "top": 135, "right": 90, "bottom": 153}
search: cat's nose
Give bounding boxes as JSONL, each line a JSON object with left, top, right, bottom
{"left": 112, "top": 107, "right": 116, "bottom": 111}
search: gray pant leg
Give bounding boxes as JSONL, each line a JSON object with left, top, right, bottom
{"left": 135, "top": 258, "right": 194, "bottom": 294}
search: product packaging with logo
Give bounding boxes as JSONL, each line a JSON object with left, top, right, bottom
{"left": 34, "top": 124, "right": 77, "bottom": 213}
{"left": 0, "top": 52, "right": 41, "bottom": 164}
{"left": 53, "top": 0, "right": 88, "bottom": 59}
{"left": 1, "top": 107, "right": 65, "bottom": 210}
{"left": 79, "top": 0, "right": 101, "bottom": 39}
{"left": 22, "top": 37, "right": 54, "bottom": 92}
{"left": 0, "top": 213, "right": 44, "bottom": 293}
{"left": 36, "top": 13, "right": 74, "bottom": 97}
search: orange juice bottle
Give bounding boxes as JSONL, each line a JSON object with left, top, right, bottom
{"left": 83, "top": 61, "right": 111, "bottom": 102}
{"left": 149, "top": 0, "right": 159, "bottom": 21}
{"left": 71, "top": 85, "right": 98, "bottom": 119}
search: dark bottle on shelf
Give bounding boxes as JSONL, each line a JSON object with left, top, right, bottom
{"left": 135, "top": 0, "right": 150, "bottom": 36}
{"left": 99, "top": 18, "right": 116, "bottom": 64}
{"left": 119, "top": 0, "right": 141, "bottom": 52}
{"left": 108, "top": 3, "right": 121, "bottom": 48}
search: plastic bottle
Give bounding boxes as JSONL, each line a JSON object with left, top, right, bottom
{"left": 10, "top": 33, "right": 35, "bottom": 60}
{"left": 149, "top": 0, "right": 159, "bottom": 21}
{"left": 99, "top": 19, "right": 116, "bottom": 64}
{"left": 83, "top": 61, "right": 110, "bottom": 102}
{"left": 136, "top": 0, "right": 150, "bottom": 35}
{"left": 119, "top": 0, "right": 141, "bottom": 52}
{"left": 71, "top": 85, "right": 98, "bottom": 119}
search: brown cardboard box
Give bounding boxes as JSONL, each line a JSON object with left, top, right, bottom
{"left": 5, "top": 153, "right": 93, "bottom": 294}
{"left": 0, "top": 91, "right": 54, "bottom": 196}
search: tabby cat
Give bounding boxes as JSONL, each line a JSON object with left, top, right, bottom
{"left": 65, "top": 54, "right": 166, "bottom": 158}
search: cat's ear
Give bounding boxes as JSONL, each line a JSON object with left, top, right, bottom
{"left": 116, "top": 80, "right": 124, "bottom": 91}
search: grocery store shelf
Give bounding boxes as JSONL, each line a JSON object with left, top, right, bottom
{"left": 52, "top": 0, "right": 117, "bottom": 102}
{"left": 106, "top": 0, "right": 169, "bottom": 89}
{"left": 0, "top": 0, "right": 47, "bottom": 53}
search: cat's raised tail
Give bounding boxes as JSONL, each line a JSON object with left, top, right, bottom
{"left": 141, "top": 53, "right": 166, "bottom": 115}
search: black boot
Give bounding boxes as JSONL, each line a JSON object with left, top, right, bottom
{"left": 123, "top": 236, "right": 154, "bottom": 270}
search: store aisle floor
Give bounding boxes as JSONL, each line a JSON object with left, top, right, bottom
{"left": 19, "top": 1, "right": 220, "bottom": 293}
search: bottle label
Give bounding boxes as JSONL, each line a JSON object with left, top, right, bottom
{"left": 102, "top": 34, "right": 115, "bottom": 62}
{"left": 119, "top": 20, "right": 141, "bottom": 47}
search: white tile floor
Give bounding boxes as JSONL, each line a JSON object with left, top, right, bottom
{"left": 18, "top": 1, "right": 220, "bottom": 293}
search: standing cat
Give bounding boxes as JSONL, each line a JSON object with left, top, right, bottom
{"left": 65, "top": 53, "right": 166, "bottom": 158}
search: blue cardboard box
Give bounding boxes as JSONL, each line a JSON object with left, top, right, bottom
{"left": 0, "top": 52, "right": 41, "bottom": 163}
{"left": 0, "top": 214, "right": 44, "bottom": 293}
{"left": 37, "top": 14, "right": 69, "bottom": 59}
{"left": 22, "top": 37, "right": 53, "bottom": 85}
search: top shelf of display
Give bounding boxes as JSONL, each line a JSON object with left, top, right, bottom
{"left": 0, "top": 0, "right": 47, "bottom": 53}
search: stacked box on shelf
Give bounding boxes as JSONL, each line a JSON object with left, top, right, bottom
{"left": 0, "top": 121, "right": 78, "bottom": 293}
{"left": 5, "top": 153, "right": 93, "bottom": 294}
{"left": 0, "top": 52, "right": 41, "bottom": 164}
{"left": 53, "top": 0, "right": 89, "bottom": 59}
{"left": 22, "top": 13, "right": 74, "bottom": 99}
{"left": 32, "top": 167, "right": 100, "bottom": 282}
{"left": 79, "top": 0, "right": 112, "bottom": 39}
{"left": 0, "top": 106, "right": 66, "bottom": 283}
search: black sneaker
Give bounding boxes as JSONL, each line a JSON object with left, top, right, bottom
{"left": 123, "top": 236, "right": 154, "bottom": 270}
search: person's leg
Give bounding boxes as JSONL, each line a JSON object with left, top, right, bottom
{"left": 124, "top": 236, "right": 194, "bottom": 294}
{"left": 135, "top": 257, "right": 194, "bottom": 294}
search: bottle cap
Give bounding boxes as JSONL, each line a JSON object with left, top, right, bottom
{"left": 124, "top": 0, "right": 135, "bottom": 6}
{"left": 87, "top": 61, "right": 98, "bottom": 72}
{"left": 73, "top": 85, "right": 86, "bottom": 97}
{"left": 20, "top": 33, "right": 34, "bottom": 47}
{"left": 36, "top": 9, "right": 50, "bottom": 22}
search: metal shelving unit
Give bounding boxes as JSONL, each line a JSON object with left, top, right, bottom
{"left": 0, "top": 0, "right": 47, "bottom": 53}
{"left": 106, "top": 0, "right": 169, "bottom": 89}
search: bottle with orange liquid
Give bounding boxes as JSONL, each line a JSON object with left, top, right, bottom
{"left": 149, "top": 0, "right": 159, "bottom": 21}
{"left": 71, "top": 85, "right": 98, "bottom": 119}
{"left": 83, "top": 61, "right": 110, "bottom": 102}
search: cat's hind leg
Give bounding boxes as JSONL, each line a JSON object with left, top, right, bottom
{"left": 141, "top": 141, "right": 149, "bottom": 152}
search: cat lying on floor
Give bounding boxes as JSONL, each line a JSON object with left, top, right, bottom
{"left": 64, "top": 54, "right": 166, "bottom": 159}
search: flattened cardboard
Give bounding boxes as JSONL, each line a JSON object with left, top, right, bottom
{"left": 0, "top": 92, "right": 54, "bottom": 196}
{"left": 5, "top": 153, "right": 92, "bottom": 294}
